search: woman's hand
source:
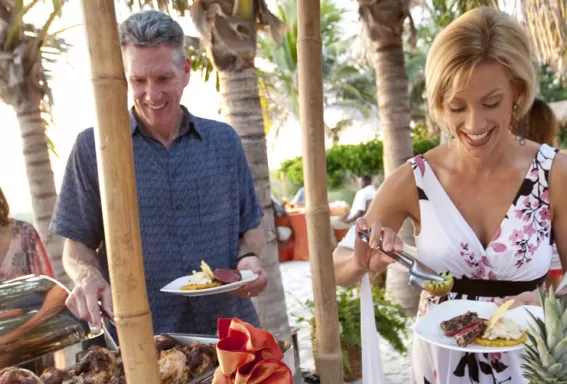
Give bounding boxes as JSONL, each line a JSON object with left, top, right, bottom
{"left": 497, "top": 291, "right": 542, "bottom": 309}
{"left": 353, "top": 217, "right": 399, "bottom": 273}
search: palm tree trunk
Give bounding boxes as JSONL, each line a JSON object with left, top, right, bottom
{"left": 359, "top": 0, "right": 420, "bottom": 315}
{"left": 16, "top": 95, "right": 70, "bottom": 287}
{"left": 218, "top": 68, "right": 292, "bottom": 339}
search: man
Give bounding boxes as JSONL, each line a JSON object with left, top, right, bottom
{"left": 49, "top": 10, "right": 268, "bottom": 335}
{"left": 331, "top": 175, "right": 376, "bottom": 231}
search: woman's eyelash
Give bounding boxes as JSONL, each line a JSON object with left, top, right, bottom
{"left": 449, "top": 102, "right": 500, "bottom": 112}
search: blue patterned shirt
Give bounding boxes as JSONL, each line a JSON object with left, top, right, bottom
{"left": 50, "top": 106, "right": 263, "bottom": 335}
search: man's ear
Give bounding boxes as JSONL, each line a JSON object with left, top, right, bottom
{"left": 183, "top": 57, "right": 191, "bottom": 85}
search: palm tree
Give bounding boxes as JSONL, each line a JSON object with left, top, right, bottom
{"left": 257, "top": 0, "right": 377, "bottom": 144}
{"left": 130, "top": 0, "right": 294, "bottom": 349}
{"left": 356, "top": 0, "right": 420, "bottom": 314}
{"left": 0, "top": 0, "right": 71, "bottom": 286}
{"left": 520, "top": 0, "right": 566, "bottom": 78}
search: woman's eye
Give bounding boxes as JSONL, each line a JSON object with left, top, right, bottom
{"left": 449, "top": 106, "right": 465, "bottom": 113}
{"left": 484, "top": 101, "right": 500, "bottom": 108}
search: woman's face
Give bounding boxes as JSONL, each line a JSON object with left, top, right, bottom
{"left": 443, "top": 61, "right": 517, "bottom": 157}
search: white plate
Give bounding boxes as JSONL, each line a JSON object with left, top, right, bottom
{"left": 160, "top": 270, "right": 258, "bottom": 297}
{"left": 414, "top": 299, "right": 544, "bottom": 353}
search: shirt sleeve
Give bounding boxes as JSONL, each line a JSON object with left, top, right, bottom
{"left": 235, "top": 136, "right": 263, "bottom": 234}
{"left": 49, "top": 129, "right": 104, "bottom": 250}
{"left": 350, "top": 190, "right": 366, "bottom": 215}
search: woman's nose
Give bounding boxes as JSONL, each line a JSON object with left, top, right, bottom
{"left": 465, "top": 109, "right": 487, "bottom": 132}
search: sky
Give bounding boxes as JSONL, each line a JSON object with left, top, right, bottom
{"left": 0, "top": 0, "right": 519, "bottom": 216}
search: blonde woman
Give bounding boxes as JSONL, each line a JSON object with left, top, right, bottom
{"left": 332, "top": 7, "right": 567, "bottom": 383}
{"left": 0, "top": 187, "right": 54, "bottom": 281}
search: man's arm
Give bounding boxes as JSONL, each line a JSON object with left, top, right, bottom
{"left": 231, "top": 130, "right": 267, "bottom": 297}
{"left": 237, "top": 227, "right": 264, "bottom": 260}
{"left": 49, "top": 129, "right": 110, "bottom": 330}
{"left": 62, "top": 239, "right": 101, "bottom": 282}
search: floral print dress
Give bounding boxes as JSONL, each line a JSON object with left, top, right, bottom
{"left": 0, "top": 219, "right": 54, "bottom": 282}
{"left": 409, "top": 144, "right": 557, "bottom": 384}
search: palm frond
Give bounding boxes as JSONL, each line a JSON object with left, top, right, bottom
{"left": 520, "top": 0, "right": 567, "bottom": 77}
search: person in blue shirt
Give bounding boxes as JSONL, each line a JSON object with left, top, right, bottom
{"left": 50, "top": 10, "right": 268, "bottom": 335}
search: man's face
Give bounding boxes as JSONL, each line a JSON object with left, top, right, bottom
{"left": 123, "top": 44, "right": 190, "bottom": 132}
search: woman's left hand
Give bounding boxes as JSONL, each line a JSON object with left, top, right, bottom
{"left": 497, "top": 291, "right": 541, "bottom": 309}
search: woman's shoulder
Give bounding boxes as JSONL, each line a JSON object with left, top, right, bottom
{"left": 11, "top": 220, "right": 39, "bottom": 236}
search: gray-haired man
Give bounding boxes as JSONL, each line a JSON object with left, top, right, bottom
{"left": 50, "top": 10, "right": 268, "bottom": 335}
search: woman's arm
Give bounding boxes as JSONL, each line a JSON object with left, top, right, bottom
{"left": 333, "top": 163, "right": 419, "bottom": 286}
{"left": 550, "top": 153, "right": 567, "bottom": 273}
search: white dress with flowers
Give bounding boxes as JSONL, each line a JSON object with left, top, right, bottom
{"left": 410, "top": 144, "right": 557, "bottom": 384}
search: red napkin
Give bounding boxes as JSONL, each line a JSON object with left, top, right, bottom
{"left": 212, "top": 318, "right": 293, "bottom": 384}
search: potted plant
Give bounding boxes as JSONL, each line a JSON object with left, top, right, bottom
{"left": 295, "top": 285, "right": 409, "bottom": 381}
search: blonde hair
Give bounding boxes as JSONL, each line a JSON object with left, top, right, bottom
{"left": 525, "top": 98, "right": 559, "bottom": 146}
{"left": 425, "top": 7, "right": 535, "bottom": 125}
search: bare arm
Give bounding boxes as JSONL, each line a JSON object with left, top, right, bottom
{"left": 237, "top": 226, "right": 264, "bottom": 259}
{"left": 550, "top": 153, "right": 567, "bottom": 273}
{"left": 333, "top": 163, "right": 418, "bottom": 286}
{"left": 62, "top": 239, "right": 102, "bottom": 282}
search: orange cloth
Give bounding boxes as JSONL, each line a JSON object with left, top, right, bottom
{"left": 212, "top": 318, "right": 292, "bottom": 384}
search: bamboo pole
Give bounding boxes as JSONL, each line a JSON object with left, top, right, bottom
{"left": 79, "top": 1, "right": 160, "bottom": 383}
{"left": 296, "top": 1, "right": 344, "bottom": 383}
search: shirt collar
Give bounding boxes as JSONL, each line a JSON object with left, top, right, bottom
{"left": 129, "top": 105, "right": 202, "bottom": 140}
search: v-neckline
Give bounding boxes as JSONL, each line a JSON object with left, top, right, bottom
{"left": 422, "top": 145, "right": 543, "bottom": 253}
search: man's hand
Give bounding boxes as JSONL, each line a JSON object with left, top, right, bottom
{"left": 65, "top": 268, "right": 113, "bottom": 332}
{"left": 232, "top": 256, "right": 269, "bottom": 298}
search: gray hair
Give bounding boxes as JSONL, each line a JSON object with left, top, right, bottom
{"left": 119, "top": 10, "right": 186, "bottom": 65}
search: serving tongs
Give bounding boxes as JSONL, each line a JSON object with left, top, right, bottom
{"left": 357, "top": 229, "right": 448, "bottom": 292}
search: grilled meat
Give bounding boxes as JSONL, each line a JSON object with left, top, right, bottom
{"left": 441, "top": 311, "right": 481, "bottom": 336}
{"left": 154, "top": 335, "right": 181, "bottom": 353}
{"left": 158, "top": 349, "right": 189, "bottom": 384}
{"left": 0, "top": 367, "right": 42, "bottom": 384}
{"left": 213, "top": 269, "right": 241, "bottom": 284}
{"left": 40, "top": 368, "right": 73, "bottom": 384}
{"left": 185, "top": 342, "right": 218, "bottom": 378}
{"left": 74, "top": 346, "right": 117, "bottom": 384}
{"left": 455, "top": 321, "right": 488, "bottom": 347}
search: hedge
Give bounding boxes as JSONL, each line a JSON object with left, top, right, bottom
{"left": 279, "top": 137, "right": 439, "bottom": 189}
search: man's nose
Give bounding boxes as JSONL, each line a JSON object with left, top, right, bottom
{"left": 144, "top": 84, "right": 162, "bottom": 102}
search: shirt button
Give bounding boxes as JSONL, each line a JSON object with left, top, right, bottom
{"left": 176, "top": 204, "right": 182, "bottom": 210}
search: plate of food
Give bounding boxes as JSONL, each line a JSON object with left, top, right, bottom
{"left": 414, "top": 298, "right": 544, "bottom": 353}
{"left": 161, "top": 261, "right": 257, "bottom": 297}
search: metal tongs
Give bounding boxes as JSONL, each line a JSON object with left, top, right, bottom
{"left": 357, "top": 228, "right": 445, "bottom": 290}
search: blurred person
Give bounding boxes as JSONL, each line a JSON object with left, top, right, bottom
{"left": 0, "top": 187, "right": 54, "bottom": 281}
{"left": 524, "top": 98, "right": 564, "bottom": 290}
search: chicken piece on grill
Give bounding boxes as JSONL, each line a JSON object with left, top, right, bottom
{"left": 158, "top": 349, "right": 189, "bottom": 384}
{"left": 185, "top": 342, "right": 218, "bottom": 378}
{"left": 107, "top": 377, "right": 126, "bottom": 384}
{"left": 40, "top": 367, "right": 73, "bottom": 384}
{"left": 73, "top": 346, "right": 117, "bottom": 384}
{"left": 154, "top": 334, "right": 181, "bottom": 354}
{"left": 0, "top": 367, "right": 42, "bottom": 384}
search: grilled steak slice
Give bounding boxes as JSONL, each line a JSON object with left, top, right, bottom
{"left": 441, "top": 311, "right": 481, "bottom": 336}
{"left": 213, "top": 268, "right": 241, "bottom": 284}
{"left": 455, "top": 321, "right": 487, "bottom": 347}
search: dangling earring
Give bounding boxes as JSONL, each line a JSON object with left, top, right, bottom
{"left": 509, "top": 103, "right": 518, "bottom": 132}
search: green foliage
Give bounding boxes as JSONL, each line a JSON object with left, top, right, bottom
{"left": 257, "top": 0, "right": 376, "bottom": 128}
{"left": 294, "top": 285, "right": 409, "bottom": 355}
{"left": 279, "top": 137, "right": 439, "bottom": 189}
{"left": 537, "top": 64, "right": 567, "bottom": 102}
